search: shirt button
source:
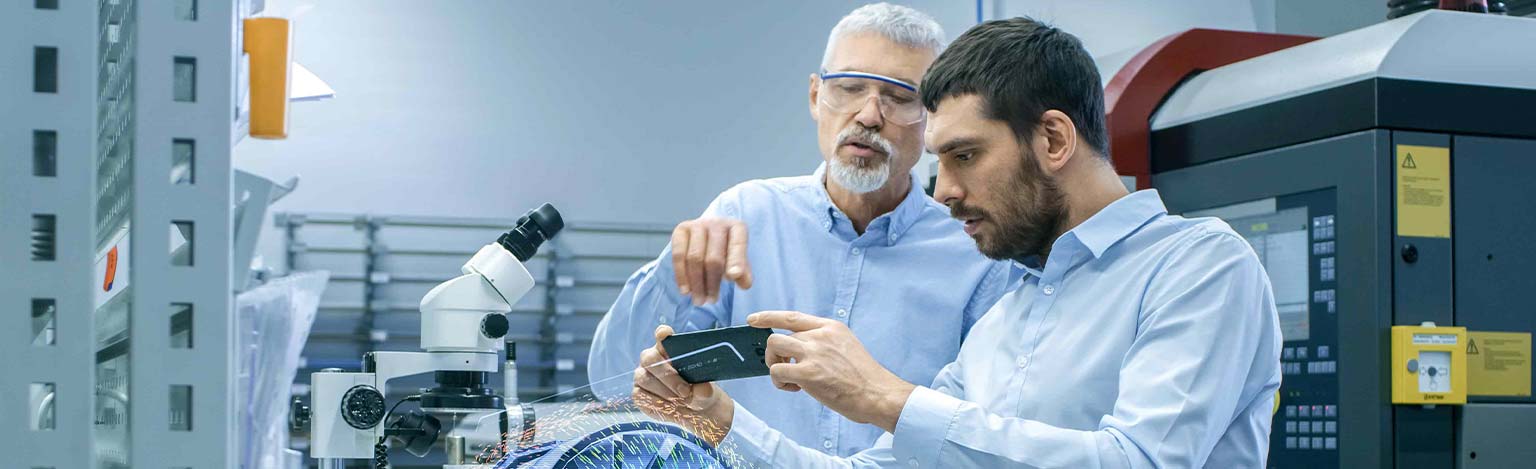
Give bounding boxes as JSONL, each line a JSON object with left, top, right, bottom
{"left": 823, "top": 439, "right": 834, "bottom": 449}
{"left": 851, "top": 247, "right": 862, "bottom": 255}
{"left": 1016, "top": 356, "right": 1029, "bottom": 368}
{"left": 836, "top": 308, "right": 848, "bottom": 318}
{"left": 1041, "top": 284, "right": 1055, "bottom": 295}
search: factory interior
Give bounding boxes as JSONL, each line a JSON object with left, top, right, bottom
{"left": 4, "top": 1, "right": 1535, "bottom": 468}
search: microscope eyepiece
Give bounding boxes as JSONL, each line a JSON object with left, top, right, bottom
{"left": 497, "top": 203, "right": 564, "bottom": 261}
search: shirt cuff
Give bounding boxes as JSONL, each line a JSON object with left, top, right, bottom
{"left": 892, "top": 386, "right": 965, "bottom": 468}
{"left": 717, "top": 400, "right": 777, "bottom": 466}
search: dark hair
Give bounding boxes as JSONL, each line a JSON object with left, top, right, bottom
{"left": 920, "top": 17, "right": 1109, "bottom": 157}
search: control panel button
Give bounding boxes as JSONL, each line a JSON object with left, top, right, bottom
{"left": 1300, "top": 437, "right": 1312, "bottom": 449}
{"left": 1298, "top": 348, "right": 1309, "bottom": 360}
{"left": 1286, "top": 437, "right": 1298, "bottom": 449}
{"left": 1311, "top": 421, "right": 1324, "bottom": 434}
{"left": 1325, "top": 405, "right": 1337, "bottom": 417}
{"left": 1311, "top": 405, "right": 1324, "bottom": 416}
{"left": 1284, "top": 347, "right": 1296, "bottom": 360}
{"left": 1318, "top": 346, "right": 1330, "bottom": 359}
{"left": 1285, "top": 421, "right": 1297, "bottom": 434}
{"left": 1325, "top": 421, "right": 1337, "bottom": 434}
{"left": 1298, "top": 422, "right": 1310, "bottom": 435}
{"left": 1313, "top": 437, "right": 1324, "bottom": 450}
{"left": 1286, "top": 406, "right": 1297, "bottom": 417}
{"left": 1325, "top": 437, "right": 1337, "bottom": 450}
{"left": 1299, "top": 406, "right": 1312, "bottom": 418}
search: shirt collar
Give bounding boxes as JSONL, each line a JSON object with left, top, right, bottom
{"left": 1067, "top": 189, "right": 1167, "bottom": 259}
{"left": 811, "top": 162, "right": 929, "bottom": 244}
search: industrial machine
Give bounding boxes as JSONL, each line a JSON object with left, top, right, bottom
{"left": 1106, "top": 9, "right": 1535, "bottom": 469}
{"left": 308, "top": 204, "right": 563, "bottom": 468}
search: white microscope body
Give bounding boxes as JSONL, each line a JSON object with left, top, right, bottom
{"left": 308, "top": 204, "right": 561, "bottom": 468}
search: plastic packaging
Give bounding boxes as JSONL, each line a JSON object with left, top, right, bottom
{"left": 235, "top": 271, "right": 330, "bottom": 469}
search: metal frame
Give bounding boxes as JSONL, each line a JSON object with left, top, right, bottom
{"left": 2, "top": 1, "right": 240, "bottom": 467}
{"left": 129, "top": 0, "right": 238, "bottom": 466}
{"left": 2, "top": 2, "right": 101, "bottom": 468}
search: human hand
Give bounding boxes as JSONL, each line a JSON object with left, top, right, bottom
{"left": 671, "top": 218, "right": 753, "bottom": 305}
{"left": 632, "top": 325, "right": 735, "bottom": 444}
{"left": 748, "top": 310, "right": 916, "bottom": 433}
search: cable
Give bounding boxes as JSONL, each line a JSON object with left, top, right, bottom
{"left": 374, "top": 394, "right": 422, "bottom": 469}
{"left": 384, "top": 394, "right": 422, "bottom": 424}
{"left": 374, "top": 437, "right": 390, "bottom": 469}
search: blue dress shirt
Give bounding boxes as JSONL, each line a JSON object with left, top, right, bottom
{"left": 721, "top": 189, "right": 1284, "bottom": 468}
{"left": 587, "top": 166, "right": 1012, "bottom": 457}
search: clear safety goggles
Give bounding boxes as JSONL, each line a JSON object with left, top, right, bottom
{"left": 817, "top": 70, "right": 926, "bottom": 126}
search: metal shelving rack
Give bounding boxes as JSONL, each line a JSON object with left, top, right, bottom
{"left": 275, "top": 212, "right": 672, "bottom": 402}
{"left": 2, "top": 1, "right": 240, "bottom": 467}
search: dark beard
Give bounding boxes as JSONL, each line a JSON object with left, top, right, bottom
{"left": 954, "top": 147, "right": 1066, "bottom": 261}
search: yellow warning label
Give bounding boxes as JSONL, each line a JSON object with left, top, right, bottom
{"left": 1395, "top": 145, "right": 1451, "bottom": 238}
{"left": 1467, "top": 331, "right": 1531, "bottom": 397}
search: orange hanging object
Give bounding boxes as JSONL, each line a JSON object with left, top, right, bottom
{"left": 244, "top": 18, "right": 292, "bottom": 139}
{"left": 103, "top": 246, "right": 118, "bottom": 292}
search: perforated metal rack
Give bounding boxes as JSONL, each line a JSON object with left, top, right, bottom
{"left": 2, "top": 1, "right": 241, "bottom": 467}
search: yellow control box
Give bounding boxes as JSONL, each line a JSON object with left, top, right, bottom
{"left": 1391, "top": 325, "right": 1467, "bottom": 405}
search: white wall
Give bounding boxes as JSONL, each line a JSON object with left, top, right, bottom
{"left": 234, "top": 0, "right": 978, "bottom": 223}
{"left": 995, "top": 0, "right": 1270, "bottom": 59}
{"left": 989, "top": 0, "right": 1387, "bottom": 93}
{"left": 1275, "top": 0, "right": 1386, "bottom": 37}
{"left": 236, "top": 0, "right": 983, "bottom": 270}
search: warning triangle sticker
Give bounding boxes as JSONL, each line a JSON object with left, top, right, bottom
{"left": 1402, "top": 153, "right": 1418, "bottom": 169}
{"left": 1467, "top": 338, "right": 1479, "bottom": 355}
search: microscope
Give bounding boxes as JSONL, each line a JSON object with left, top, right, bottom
{"left": 307, "top": 204, "right": 562, "bottom": 468}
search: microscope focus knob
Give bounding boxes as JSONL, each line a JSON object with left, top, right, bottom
{"left": 481, "top": 313, "right": 510, "bottom": 339}
{"left": 340, "top": 385, "right": 387, "bottom": 430}
{"left": 290, "top": 396, "right": 311, "bottom": 431}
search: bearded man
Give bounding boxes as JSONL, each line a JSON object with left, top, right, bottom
{"left": 587, "top": 3, "right": 1012, "bottom": 458}
{"left": 631, "top": 16, "right": 1283, "bottom": 468}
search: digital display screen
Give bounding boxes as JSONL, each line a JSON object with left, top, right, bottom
{"left": 1190, "top": 200, "right": 1311, "bottom": 342}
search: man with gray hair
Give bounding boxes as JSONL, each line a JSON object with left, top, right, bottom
{"left": 588, "top": 2, "right": 1011, "bottom": 456}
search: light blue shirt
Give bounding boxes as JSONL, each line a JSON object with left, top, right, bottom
{"left": 721, "top": 189, "right": 1283, "bottom": 468}
{"left": 587, "top": 166, "right": 1012, "bottom": 457}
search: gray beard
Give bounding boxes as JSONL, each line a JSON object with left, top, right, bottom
{"left": 828, "top": 156, "right": 890, "bottom": 194}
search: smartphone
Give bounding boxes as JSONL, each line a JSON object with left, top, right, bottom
{"left": 660, "top": 325, "right": 774, "bottom": 383}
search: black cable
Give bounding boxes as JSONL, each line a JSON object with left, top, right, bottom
{"left": 374, "top": 437, "right": 390, "bottom": 469}
{"left": 383, "top": 394, "right": 422, "bottom": 424}
{"left": 374, "top": 395, "right": 422, "bottom": 469}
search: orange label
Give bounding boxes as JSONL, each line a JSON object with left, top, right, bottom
{"left": 104, "top": 246, "right": 119, "bottom": 291}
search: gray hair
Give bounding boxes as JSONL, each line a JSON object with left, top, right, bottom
{"left": 821, "top": 3, "right": 945, "bottom": 71}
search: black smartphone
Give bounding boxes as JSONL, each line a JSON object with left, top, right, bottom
{"left": 660, "top": 325, "right": 774, "bottom": 383}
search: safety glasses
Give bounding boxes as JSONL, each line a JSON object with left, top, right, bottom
{"left": 817, "top": 70, "right": 925, "bottom": 126}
